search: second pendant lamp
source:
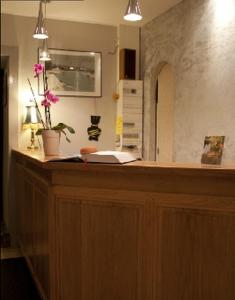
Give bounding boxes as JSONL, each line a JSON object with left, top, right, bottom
{"left": 39, "top": 39, "right": 51, "bottom": 61}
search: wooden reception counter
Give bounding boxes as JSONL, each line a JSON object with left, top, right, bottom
{"left": 12, "top": 149, "right": 235, "bottom": 300}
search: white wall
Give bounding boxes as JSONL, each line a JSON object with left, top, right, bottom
{"left": 1, "top": 14, "right": 117, "bottom": 154}
{"left": 142, "top": 0, "right": 235, "bottom": 164}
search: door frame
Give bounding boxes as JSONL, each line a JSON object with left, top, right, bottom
{"left": 1, "top": 45, "right": 19, "bottom": 245}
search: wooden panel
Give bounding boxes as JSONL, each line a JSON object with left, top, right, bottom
{"left": 15, "top": 163, "right": 24, "bottom": 241}
{"left": 33, "top": 186, "right": 49, "bottom": 298}
{"left": 52, "top": 170, "right": 235, "bottom": 197}
{"left": 54, "top": 186, "right": 235, "bottom": 212}
{"left": 81, "top": 201, "right": 143, "bottom": 300}
{"left": 156, "top": 208, "right": 235, "bottom": 300}
{"left": 22, "top": 179, "right": 34, "bottom": 264}
{"left": 55, "top": 197, "right": 143, "bottom": 300}
{"left": 55, "top": 198, "right": 82, "bottom": 300}
{"left": 15, "top": 163, "right": 50, "bottom": 300}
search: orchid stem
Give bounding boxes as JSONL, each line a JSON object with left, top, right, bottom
{"left": 43, "top": 68, "right": 51, "bottom": 129}
{"left": 27, "top": 78, "right": 46, "bottom": 129}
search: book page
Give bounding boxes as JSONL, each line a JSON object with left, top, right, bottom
{"left": 81, "top": 151, "right": 137, "bottom": 164}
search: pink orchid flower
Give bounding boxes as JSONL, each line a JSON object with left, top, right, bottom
{"left": 34, "top": 64, "right": 44, "bottom": 77}
{"left": 41, "top": 99, "right": 51, "bottom": 107}
{"left": 45, "top": 90, "right": 54, "bottom": 100}
{"left": 51, "top": 95, "right": 59, "bottom": 103}
{"left": 45, "top": 90, "right": 59, "bottom": 103}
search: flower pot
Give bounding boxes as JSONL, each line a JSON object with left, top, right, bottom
{"left": 42, "top": 130, "right": 60, "bottom": 156}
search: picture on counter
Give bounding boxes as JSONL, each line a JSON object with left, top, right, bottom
{"left": 38, "top": 48, "right": 102, "bottom": 97}
{"left": 201, "top": 136, "right": 225, "bottom": 165}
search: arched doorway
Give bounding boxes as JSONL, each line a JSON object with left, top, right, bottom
{"left": 155, "top": 63, "right": 175, "bottom": 162}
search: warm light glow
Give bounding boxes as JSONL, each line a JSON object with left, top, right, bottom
{"left": 21, "top": 91, "right": 32, "bottom": 103}
{"left": 124, "top": 0, "right": 142, "bottom": 22}
{"left": 9, "top": 76, "right": 14, "bottom": 84}
{"left": 214, "top": 0, "right": 235, "bottom": 26}
{"left": 33, "top": 33, "right": 48, "bottom": 39}
{"left": 29, "top": 106, "right": 39, "bottom": 124}
{"left": 124, "top": 13, "right": 142, "bottom": 21}
{"left": 40, "top": 51, "right": 51, "bottom": 61}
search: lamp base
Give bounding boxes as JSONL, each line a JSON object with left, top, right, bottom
{"left": 27, "top": 145, "right": 39, "bottom": 150}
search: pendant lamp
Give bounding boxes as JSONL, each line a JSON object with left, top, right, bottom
{"left": 124, "top": 0, "right": 142, "bottom": 21}
{"left": 39, "top": 39, "right": 51, "bottom": 61}
{"left": 33, "top": 1, "right": 48, "bottom": 39}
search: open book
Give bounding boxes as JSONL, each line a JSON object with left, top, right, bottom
{"left": 46, "top": 151, "right": 137, "bottom": 164}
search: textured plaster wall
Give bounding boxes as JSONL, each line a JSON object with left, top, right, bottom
{"left": 1, "top": 14, "right": 117, "bottom": 153}
{"left": 141, "top": 0, "right": 235, "bottom": 163}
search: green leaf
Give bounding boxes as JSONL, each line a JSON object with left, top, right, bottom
{"left": 37, "top": 123, "right": 75, "bottom": 143}
{"left": 52, "top": 123, "right": 75, "bottom": 134}
{"left": 61, "top": 129, "right": 71, "bottom": 143}
{"left": 67, "top": 126, "right": 75, "bottom": 134}
{"left": 36, "top": 128, "right": 43, "bottom": 135}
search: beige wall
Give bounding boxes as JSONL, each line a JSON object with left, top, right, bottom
{"left": 1, "top": 14, "right": 117, "bottom": 153}
{"left": 142, "top": 0, "right": 235, "bottom": 164}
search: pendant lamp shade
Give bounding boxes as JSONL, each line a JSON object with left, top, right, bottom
{"left": 124, "top": 0, "right": 142, "bottom": 21}
{"left": 39, "top": 39, "right": 51, "bottom": 61}
{"left": 33, "top": 1, "right": 48, "bottom": 39}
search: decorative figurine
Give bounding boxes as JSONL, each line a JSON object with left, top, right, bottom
{"left": 87, "top": 115, "right": 102, "bottom": 141}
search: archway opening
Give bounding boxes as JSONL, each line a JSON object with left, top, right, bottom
{"left": 155, "top": 63, "right": 175, "bottom": 162}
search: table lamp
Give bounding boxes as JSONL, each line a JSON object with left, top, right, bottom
{"left": 23, "top": 105, "right": 41, "bottom": 149}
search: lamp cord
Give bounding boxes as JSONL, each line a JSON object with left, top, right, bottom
{"left": 44, "top": 1, "right": 47, "bottom": 26}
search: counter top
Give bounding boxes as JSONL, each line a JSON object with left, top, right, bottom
{"left": 12, "top": 149, "right": 235, "bottom": 177}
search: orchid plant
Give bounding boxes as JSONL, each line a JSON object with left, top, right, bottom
{"left": 28, "top": 63, "right": 75, "bottom": 142}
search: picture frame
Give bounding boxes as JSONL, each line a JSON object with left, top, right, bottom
{"left": 38, "top": 48, "right": 102, "bottom": 97}
{"left": 201, "top": 136, "right": 225, "bottom": 165}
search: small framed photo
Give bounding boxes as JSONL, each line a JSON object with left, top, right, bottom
{"left": 38, "top": 48, "right": 102, "bottom": 97}
{"left": 201, "top": 136, "right": 225, "bottom": 165}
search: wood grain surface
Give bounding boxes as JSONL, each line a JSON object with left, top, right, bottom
{"left": 13, "top": 149, "right": 235, "bottom": 300}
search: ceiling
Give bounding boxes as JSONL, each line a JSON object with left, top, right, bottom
{"left": 1, "top": 0, "right": 182, "bottom": 27}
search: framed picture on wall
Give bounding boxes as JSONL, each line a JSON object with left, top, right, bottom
{"left": 38, "top": 48, "right": 102, "bottom": 97}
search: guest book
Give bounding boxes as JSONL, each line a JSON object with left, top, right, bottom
{"left": 46, "top": 151, "right": 137, "bottom": 164}
{"left": 81, "top": 151, "right": 137, "bottom": 164}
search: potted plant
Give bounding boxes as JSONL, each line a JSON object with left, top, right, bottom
{"left": 28, "top": 63, "right": 75, "bottom": 155}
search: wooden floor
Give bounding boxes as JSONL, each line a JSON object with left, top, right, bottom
{"left": 0, "top": 257, "right": 41, "bottom": 300}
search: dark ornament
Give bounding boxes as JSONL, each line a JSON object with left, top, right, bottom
{"left": 87, "top": 115, "right": 102, "bottom": 141}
